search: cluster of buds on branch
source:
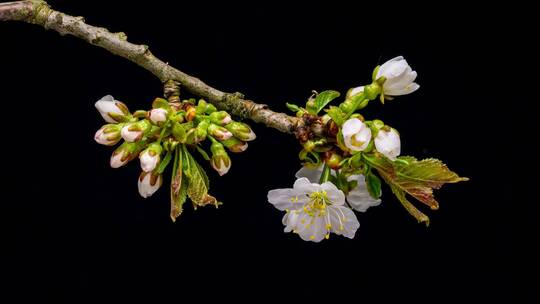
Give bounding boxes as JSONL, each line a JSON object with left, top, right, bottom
{"left": 270, "top": 56, "right": 467, "bottom": 242}
{"left": 94, "top": 89, "right": 256, "bottom": 221}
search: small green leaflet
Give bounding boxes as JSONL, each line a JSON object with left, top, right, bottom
{"left": 307, "top": 90, "right": 340, "bottom": 115}
{"left": 365, "top": 172, "right": 382, "bottom": 199}
{"left": 286, "top": 103, "right": 301, "bottom": 112}
{"left": 157, "top": 150, "right": 173, "bottom": 174}
{"left": 325, "top": 106, "right": 346, "bottom": 126}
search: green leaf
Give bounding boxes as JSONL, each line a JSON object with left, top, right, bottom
{"left": 157, "top": 150, "right": 173, "bottom": 174}
{"left": 181, "top": 146, "right": 218, "bottom": 208}
{"left": 364, "top": 152, "right": 468, "bottom": 224}
{"left": 325, "top": 106, "right": 346, "bottom": 126}
{"left": 286, "top": 103, "right": 301, "bottom": 112}
{"left": 311, "top": 90, "right": 340, "bottom": 114}
{"left": 170, "top": 146, "right": 187, "bottom": 222}
{"left": 365, "top": 172, "right": 382, "bottom": 199}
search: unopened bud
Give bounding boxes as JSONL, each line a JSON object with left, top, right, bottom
{"left": 210, "top": 141, "right": 231, "bottom": 176}
{"left": 209, "top": 111, "right": 232, "bottom": 126}
{"left": 185, "top": 105, "right": 197, "bottom": 122}
{"left": 224, "top": 122, "right": 256, "bottom": 141}
{"left": 110, "top": 141, "right": 142, "bottom": 168}
{"left": 94, "top": 124, "right": 122, "bottom": 146}
{"left": 139, "top": 142, "right": 163, "bottom": 172}
{"left": 220, "top": 137, "right": 248, "bottom": 153}
{"left": 95, "top": 95, "right": 130, "bottom": 123}
{"left": 138, "top": 171, "right": 163, "bottom": 198}
{"left": 121, "top": 120, "right": 151, "bottom": 142}
{"left": 147, "top": 108, "right": 168, "bottom": 126}
{"left": 208, "top": 124, "right": 233, "bottom": 141}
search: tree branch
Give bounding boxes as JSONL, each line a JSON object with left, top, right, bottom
{"left": 0, "top": 0, "right": 306, "bottom": 135}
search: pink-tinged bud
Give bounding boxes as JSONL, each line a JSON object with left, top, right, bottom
{"left": 121, "top": 120, "right": 151, "bottom": 142}
{"left": 95, "top": 95, "right": 130, "bottom": 123}
{"left": 210, "top": 141, "right": 231, "bottom": 176}
{"left": 209, "top": 111, "right": 232, "bottom": 126}
{"left": 224, "top": 122, "right": 256, "bottom": 141}
{"left": 139, "top": 143, "right": 162, "bottom": 173}
{"left": 220, "top": 137, "right": 248, "bottom": 153}
{"left": 138, "top": 171, "right": 163, "bottom": 198}
{"left": 94, "top": 124, "right": 122, "bottom": 146}
{"left": 208, "top": 124, "right": 233, "bottom": 141}
{"left": 110, "top": 142, "right": 141, "bottom": 168}
{"left": 147, "top": 108, "right": 168, "bottom": 125}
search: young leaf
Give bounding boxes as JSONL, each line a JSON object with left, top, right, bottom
{"left": 389, "top": 184, "right": 430, "bottom": 226}
{"left": 195, "top": 145, "right": 210, "bottom": 161}
{"left": 325, "top": 106, "right": 346, "bottom": 126}
{"left": 364, "top": 152, "right": 468, "bottom": 223}
{"left": 365, "top": 172, "right": 382, "bottom": 199}
{"left": 286, "top": 103, "right": 301, "bottom": 112}
{"left": 312, "top": 90, "right": 340, "bottom": 114}
{"left": 170, "top": 146, "right": 187, "bottom": 222}
{"left": 181, "top": 146, "right": 218, "bottom": 208}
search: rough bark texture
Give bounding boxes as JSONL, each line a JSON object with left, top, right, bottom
{"left": 0, "top": 0, "right": 305, "bottom": 135}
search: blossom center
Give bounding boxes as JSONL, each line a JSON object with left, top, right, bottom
{"left": 303, "top": 190, "right": 330, "bottom": 217}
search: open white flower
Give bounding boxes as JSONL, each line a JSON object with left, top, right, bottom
{"left": 376, "top": 56, "right": 419, "bottom": 96}
{"left": 268, "top": 177, "right": 360, "bottom": 242}
{"left": 374, "top": 128, "right": 401, "bottom": 161}
{"left": 295, "top": 166, "right": 381, "bottom": 212}
{"left": 342, "top": 118, "right": 372, "bottom": 152}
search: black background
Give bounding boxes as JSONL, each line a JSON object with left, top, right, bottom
{"left": 2, "top": 0, "right": 521, "bottom": 302}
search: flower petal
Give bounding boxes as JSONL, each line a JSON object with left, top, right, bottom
{"left": 328, "top": 206, "right": 360, "bottom": 239}
{"left": 295, "top": 166, "right": 324, "bottom": 183}
{"left": 385, "top": 82, "right": 420, "bottom": 96}
{"left": 267, "top": 188, "right": 307, "bottom": 211}
{"left": 293, "top": 177, "right": 320, "bottom": 194}
{"left": 342, "top": 118, "right": 362, "bottom": 137}
{"left": 320, "top": 182, "right": 345, "bottom": 206}
{"left": 294, "top": 213, "right": 327, "bottom": 242}
{"left": 346, "top": 175, "right": 382, "bottom": 212}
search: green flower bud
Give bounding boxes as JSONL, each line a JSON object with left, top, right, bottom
{"left": 210, "top": 140, "right": 231, "bottom": 176}
{"left": 224, "top": 122, "right": 256, "bottom": 141}
{"left": 195, "top": 120, "right": 210, "bottom": 142}
{"left": 220, "top": 137, "right": 248, "bottom": 153}
{"left": 172, "top": 122, "right": 188, "bottom": 143}
{"left": 209, "top": 111, "right": 232, "bottom": 126}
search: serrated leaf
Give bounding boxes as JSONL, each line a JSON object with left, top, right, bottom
{"left": 389, "top": 184, "right": 430, "bottom": 226}
{"left": 364, "top": 152, "right": 467, "bottom": 224}
{"left": 325, "top": 106, "right": 346, "bottom": 126}
{"left": 311, "top": 90, "right": 340, "bottom": 114}
{"left": 181, "top": 146, "right": 217, "bottom": 208}
{"left": 365, "top": 172, "right": 382, "bottom": 199}
{"left": 170, "top": 146, "right": 187, "bottom": 222}
{"left": 286, "top": 103, "right": 301, "bottom": 112}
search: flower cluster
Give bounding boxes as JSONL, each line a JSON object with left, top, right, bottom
{"left": 269, "top": 56, "right": 444, "bottom": 242}
{"left": 94, "top": 94, "right": 255, "bottom": 218}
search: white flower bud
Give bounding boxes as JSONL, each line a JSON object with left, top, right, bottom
{"left": 94, "top": 124, "right": 121, "bottom": 146}
{"left": 342, "top": 118, "right": 371, "bottom": 152}
{"left": 95, "top": 95, "right": 130, "bottom": 123}
{"left": 374, "top": 128, "right": 401, "bottom": 160}
{"left": 148, "top": 108, "right": 168, "bottom": 125}
{"left": 376, "top": 56, "right": 419, "bottom": 96}
{"left": 139, "top": 143, "right": 162, "bottom": 173}
{"left": 138, "top": 172, "right": 163, "bottom": 198}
